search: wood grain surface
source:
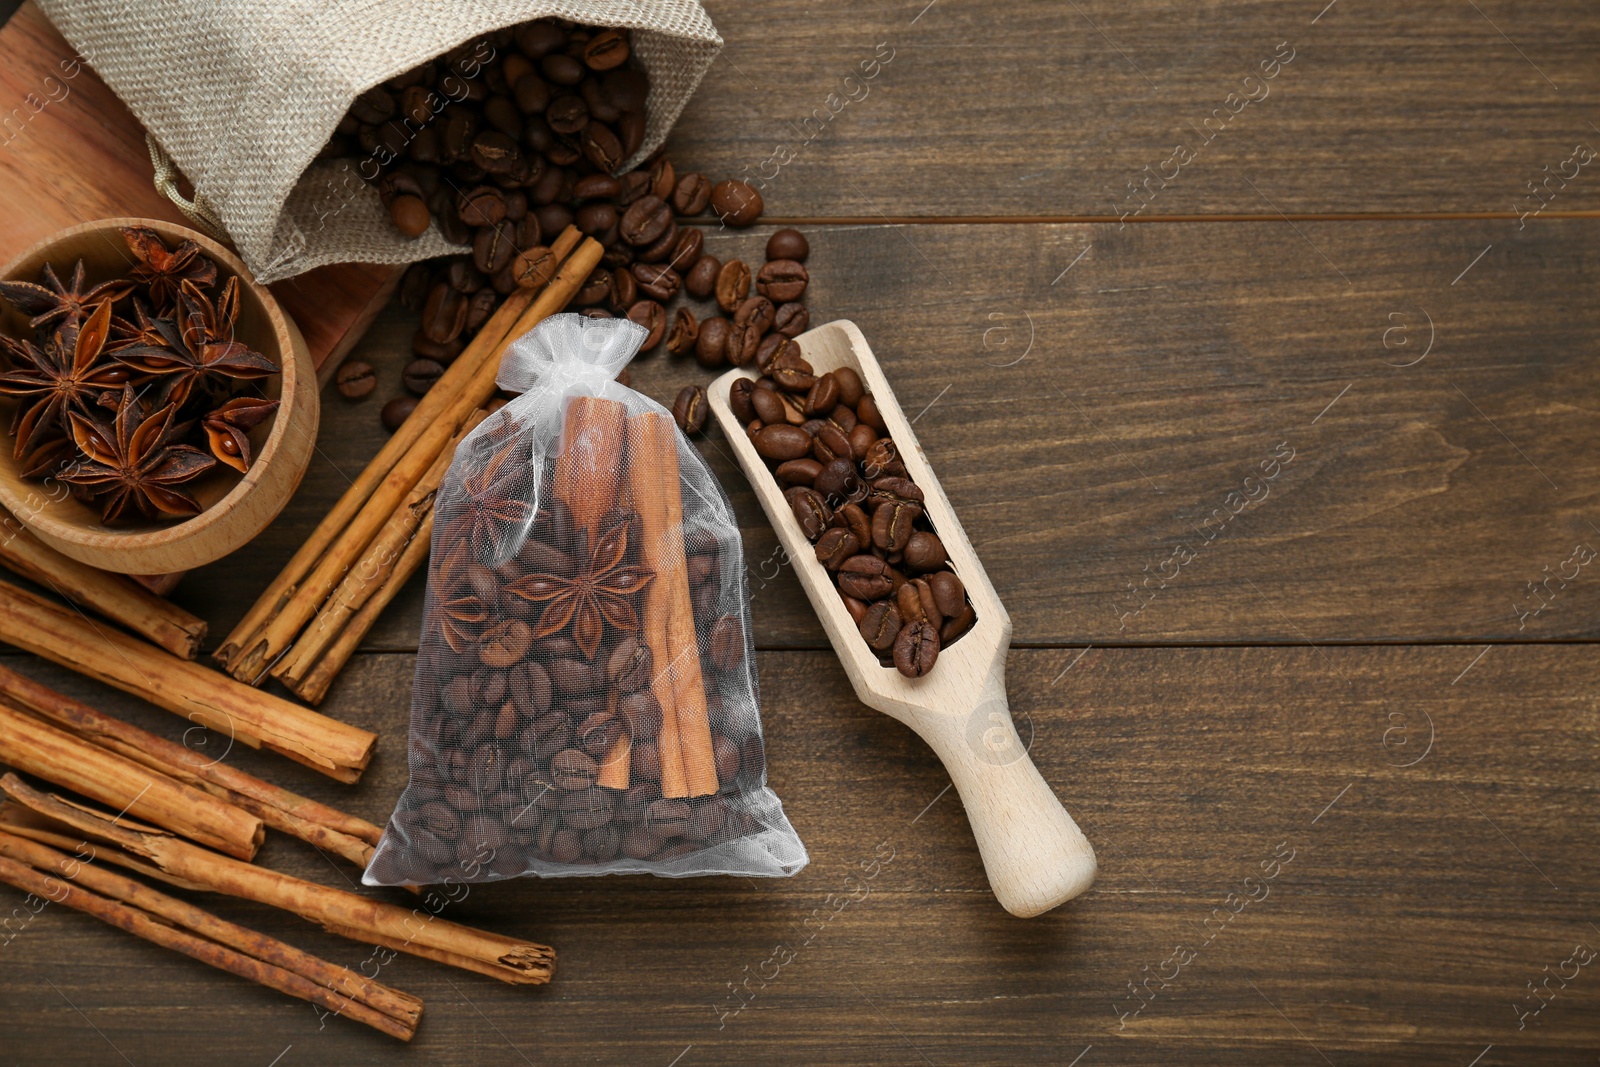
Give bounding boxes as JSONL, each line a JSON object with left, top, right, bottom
{"left": 2, "top": 0, "right": 1599, "bottom": 1064}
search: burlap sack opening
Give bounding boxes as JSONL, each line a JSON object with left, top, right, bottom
{"left": 37, "top": 1, "right": 721, "bottom": 283}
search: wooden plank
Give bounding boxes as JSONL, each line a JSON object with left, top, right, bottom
{"left": 174, "top": 219, "right": 1600, "bottom": 651}
{"left": 679, "top": 0, "right": 1600, "bottom": 219}
{"left": 0, "top": 645, "right": 1595, "bottom": 1063}
{"left": 0, "top": 2, "right": 397, "bottom": 373}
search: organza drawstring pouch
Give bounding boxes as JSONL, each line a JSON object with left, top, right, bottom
{"left": 366, "top": 314, "right": 807, "bottom": 884}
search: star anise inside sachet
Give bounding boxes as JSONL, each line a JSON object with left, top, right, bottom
{"left": 506, "top": 513, "right": 654, "bottom": 660}
{"left": 455, "top": 436, "right": 535, "bottom": 562}
{"left": 435, "top": 539, "right": 497, "bottom": 654}
{"left": 60, "top": 385, "right": 216, "bottom": 522}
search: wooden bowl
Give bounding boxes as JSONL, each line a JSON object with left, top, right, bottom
{"left": 0, "top": 218, "right": 319, "bottom": 573}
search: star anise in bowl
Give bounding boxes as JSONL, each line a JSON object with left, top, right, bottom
{"left": 0, "top": 225, "right": 282, "bottom": 525}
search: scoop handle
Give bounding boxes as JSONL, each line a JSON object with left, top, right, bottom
{"left": 907, "top": 674, "right": 1097, "bottom": 918}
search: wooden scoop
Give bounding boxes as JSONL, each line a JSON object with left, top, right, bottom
{"left": 708, "top": 320, "right": 1096, "bottom": 917}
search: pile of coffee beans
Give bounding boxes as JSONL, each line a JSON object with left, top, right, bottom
{"left": 323, "top": 17, "right": 786, "bottom": 426}
{"left": 371, "top": 496, "right": 767, "bottom": 882}
{"left": 733, "top": 361, "right": 976, "bottom": 678}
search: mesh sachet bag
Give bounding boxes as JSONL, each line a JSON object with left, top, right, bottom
{"left": 366, "top": 314, "right": 807, "bottom": 884}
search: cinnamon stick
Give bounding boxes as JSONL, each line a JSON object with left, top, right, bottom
{"left": 553, "top": 395, "right": 629, "bottom": 541}
{"left": 0, "top": 832, "right": 422, "bottom": 1039}
{"left": 0, "top": 700, "right": 263, "bottom": 859}
{"left": 0, "top": 663, "right": 380, "bottom": 855}
{"left": 635, "top": 413, "right": 719, "bottom": 796}
{"left": 2, "top": 775, "right": 555, "bottom": 985}
{"left": 272, "top": 411, "right": 487, "bottom": 698}
{"left": 0, "top": 509, "right": 206, "bottom": 658}
{"left": 221, "top": 228, "right": 593, "bottom": 683}
{"left": 0, "top": 578, "right": 376, "bottom": 782}
{"left": 289, "top": 519, "right": 434, "bottom": 707}
{"left": 0, "top": 850, "right": 417, "bottom": 1039}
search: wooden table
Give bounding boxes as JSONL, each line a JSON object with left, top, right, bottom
{"left": 4, "top": 2, "right": 1600, "bottom": 1063}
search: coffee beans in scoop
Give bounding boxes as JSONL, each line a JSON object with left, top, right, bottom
{"left": 735, "top": 360, "right": 977, "bottom": 678}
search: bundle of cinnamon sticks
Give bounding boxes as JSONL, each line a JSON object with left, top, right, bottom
{"left": 217, "top": 228, "right": 604, "bottom": 702}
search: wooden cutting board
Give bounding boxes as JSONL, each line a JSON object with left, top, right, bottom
{"left": 0, "top": 2, "right": 398, "bottom": 380}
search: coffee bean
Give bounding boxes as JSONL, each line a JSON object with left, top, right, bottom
{"left": 626, "top": 299, "right": 666, "bottom": 349}
{"left": 872, "top": 501, "right": 918, "bottom": 553}
{"left": 773, "top": 362, "right": 817, "bottom": 395}
{"left": 832, "top": 366, "right": 865, "bottom": 406}
{"left": 713, "top": 735, "right": 742, "bottom": 783}
{"left": 686, "top": 798, "right": 728, "bottom": 841}
{"left": 689, "top": 612, "right": 739, "bottom": 674}
{"left": 710, "top": 180, "right": 764, "bottom": 226}
{"left": 473, "top": 222, "right": 517, "bottom": 274}
{"left": 785, "top": 486, "right": 831, "bottom": 538}
{"left": 772, "top": 302, "right": 809, "bottom": 338}
{"left": 848, "top": 423, "right": 877, "bottom": 461}
{"left": 732, "top": 295, "right": 775, "bottom": 335}
{"left": 695, "top": 317, "right": 731, "bottom": 368}
{"left": 636, "top": 219, "right": 679, "bottom": 264}
{"left": 479, "top": 619, "right": 533, "bottom": 667}
{"left": 607, "top": 637, "right": 653, "bottom": 692}
{"left": 815, "top": 527, "right": 859, "bottom": 570}
{"left": 686, "top": 255, "right": 721, "bottom": 299}
{"left": 647, "top": 799, "right": 691, "bottom": 837}
{"left": 749, "top": 386, "right": 786, "bottom": 425}
{"left": 755, "top": 334, "right": 792, "bottom": 374}
{"left": 334, "top": 360, "right": 376, "bottom": 400}
{"left": 541, "top": 53, "right": 585, "bottom": 86}
{"left": 805, "top": 373, "right": 841, "bottom": 416}
{"left": 715, "top": 259, "right": 751, "bottom": 312}
{"left": 619, "top": 194, "right": 672, "bottom": 246}
{"left": 903, "top": 531, "right": 948, "bottom": 572}
{"left": 756, "top": 259, "right": 808, "bottom": 303}
{"left": 814, "top": 458, "right": 862, "bottom": 502}
{"left": 860, "top": 599, "right": 902, "bottom": 652}
{"left": 422, "top": 283, "right": 468, "bottom": 343}
{"left": 753, "top": 424, "right": 812, "bottom": 462}
{"left": 928, "top": 571, "right": 966, "bottom": 618}
{"left": 563, "top": 790, "right": 611, "bottom": 831}
{"left": 766, "top": 228, "right": 809, "bottom": 262}
{"left": 389, "top": 195, "right": 431, "bottom": 236}
{"left": 582, "top": 120, "right": 624, "bottom": 171}
{"left": 382, "top": 395, "right": 417, "bottom": 432}
{"left": 941, "top": 603, "right": 977, "bottom": 644}
{"left": 549, "top": 656, "right": 599, "bottom": 695}
{"left": 605, "top": 264, "right": 638, "bottom": 311}
{"left": 838, "top": 554, "right": 893, "bottom": 600}
{"left": 810, "top": 421, "right": 851, "bottom": 464}
{"left": 457, "top": 185, "right": 507, "bottom": 226}
{"left": 672, "top": 384, "right": 708, "bottom": 434}
{"left": 858, "top": 393, "right": 888, "bottom": 433}
{"left": 579, "top": 712, "right": 623, "bottom": 757}
{"left": 672, "top": 171, "right": 712, "bottom": 214}
{"left": 728, "top": 377, "right": 757, "bottom": 423}
{"left": 893, "top": 619, "right": 940, "bottom": 677}
{"left": 619, "top": 690, "right": 663, "bottom": 739}
{"left": 775, "top": 457, "right": 823, "bottom": 486}
{"left": 552, "top": 749, "right": 599, "bottom": 790}
{"left": 397, "top": 357, "right": 441, "bottom": 398}
{"left": 834, "top": 502, "right": 871, "bottom": 549}
{"left": 576, "top": 201, "right": 618, "bottom": 236}
{"left": 666, "top": 227, "right": 704, "bottom": 272}
{"left": 632, "top": 262, "right": 681, "bottom": 301}
{"left": 863, "top": 438, "right": 905, "bottom": 479}
{"left": 666, "top": 307, "right": 699, "bottom": 356}
{"left": 574, "top": 173, "right": 621, "bottom": 199}
{"left": 583, "top": 27, "right": 631, "bottom": 70}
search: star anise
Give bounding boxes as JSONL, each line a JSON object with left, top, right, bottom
{"left": 200, "top": 395, "right": 278, "bottom": 473}
{"left": 433, "top": 539, "right": 498, "bottom": 653}
{"left": 107, "top": 299, "right": 173, "bottom": 353}
{"left": 59, "top": 385, "right": 217, "bottom": 522}
{"left": 454, "top": 435, "right": 535, "bottom": 563}
{"left": 505, "top": 513, "right": 653, "bottom": 660}
{"left": 121, "top": 226, "right": 217, "bottom": 310}
{"left": 0, "top": 301, "right": 137, "bottom": 458}
{"left": 114, "top": 278, "right": 276, "bottom": 409}
{"left": 0, "top": 260, "right": 135, "bottom": 336}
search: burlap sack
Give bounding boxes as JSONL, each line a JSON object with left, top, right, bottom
{"left": 37, "top": 1, "right": 721, "bottom": 283}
